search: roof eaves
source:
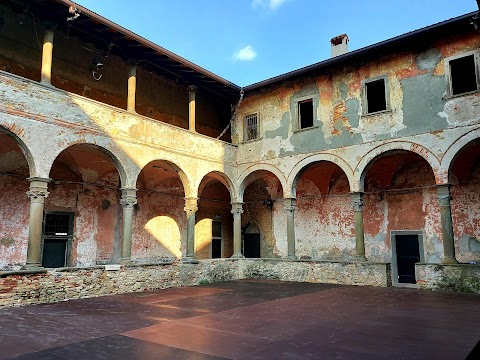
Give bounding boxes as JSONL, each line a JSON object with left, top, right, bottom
{"left": 54, "top": 0, "right": 241, "bottom": 92}
{"left": 243, "top": 11, "right": 477, "bottom": 91}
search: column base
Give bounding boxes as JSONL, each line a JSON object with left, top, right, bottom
{"left": 442, "top": 256, "right": 458, "bottom": 265}
{"left": 118, "top": 258, "right": 133, "bottom": 265}
{"left": 182, "top": 257, "right": 199, "bottom": 264}
{"left": 22, "top": 263, "right": 43, "bottom": 271}
{"left": 287, "top": 255, "right": 297, "bottom": 260}
{"left": 355, "top": 255, "right": 367, "bottom": 262}
{"left": 230, "top": 253, "right": 245, "bottom": 259}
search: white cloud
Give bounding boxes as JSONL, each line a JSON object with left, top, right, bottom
{"left": 233, "top": 45, "right": 257, "bottom": 61}
{"left": 252, "top": 0, "right": 289, "bottom": 10}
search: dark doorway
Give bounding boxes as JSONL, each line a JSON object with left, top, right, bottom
{"left": 42, "top": 212, "right": 74, "bottom": 268}
{"left": 212, "top": 239, "right": 222, "bottom": 259}
{"left": 244, "top": 233, "right": 261, "bottom": 258}
{"left": 394, "top": 234, "right": 421, "bottom": 284}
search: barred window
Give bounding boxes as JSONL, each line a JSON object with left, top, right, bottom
{"left": 244, "top": 113, "right": 258, "bottom": 141}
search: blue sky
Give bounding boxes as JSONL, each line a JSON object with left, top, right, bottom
{"left": 75, "top": 0, "right": 477, "bottom": 87}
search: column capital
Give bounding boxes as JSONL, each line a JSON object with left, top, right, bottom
{"left": 26, "top": 178, "right": 50, "bottom": 203}
{"left": 42, "top": 20, "right": 58, "bottom": 31}
{"left": 188, "top": 85, "right": 198, "bottom": 93}
{"left": 284, "top": 198, "right": 296, "bottom": 213}
{"left": 120, "top": 188, "right": 138, "bottom": 209}
{"left": 351, "top": 192, "right": 364, "bottom": 212}
{"left": 231, "top": 202, "right": 244, "bottom": 217}
{"left": 184, "top": 197, "right": 198, "bottom": 214}
{"left": 127, "top": 58, "right": 139, "bottom": 67}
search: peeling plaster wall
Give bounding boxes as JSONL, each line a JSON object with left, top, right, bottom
{"left": 295, "top": 175, "right": 355, "bottom": 260}
{"left": 364, "top": 161, "right": 442, "bottom": 263}
{"left": 234, "top": 30, "right": 480, "bottom": 265}
{"left": 46, "top": 175, "right": 121, "bottom": 267}
{"left": 0, "top": 176, "right": 29, "bottom": 270}
{"left": 234, "top": 32, "right": 480, "bottom": 157}
{"left": 451, "top": 171, "right": 480, "bottom": 263}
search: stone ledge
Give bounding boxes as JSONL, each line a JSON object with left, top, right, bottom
{"left": 0, "top": 259, "right": 391, "bottom": 307}
{"left": 0, "top": 269, "right": 47, "bottom": 278}
{"left": 415, "top": 263, "right": 480, "bottom": 294}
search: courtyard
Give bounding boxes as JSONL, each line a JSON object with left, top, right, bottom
{"left": 0, "top": 280, "right": 479, "bottom": 359}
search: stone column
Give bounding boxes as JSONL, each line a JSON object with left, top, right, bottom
{"left": 352, "top": 192, "right": 367, "bottom": 261}
{"left": 188, "top": 85, "right": 197, "bottom": 132}
{"left": 284, "top": 198, "right": 297, "bottom": 259}
{"left": 183, "top": 197, "right": 199, "bottom": 263}
{"left": 119, "top": 188, "right": 137, "bottom": 264}
{"left": 24, "top": 177, "right": 50, "bottom": 269}
{"left": 127, "top": 61, "right": 137, "bottom": 112}
{"left": 437, "top": 184, "right": 458, "bottom": 264}
{"left": 231, "top": 202, "right": 245, "bottom": 258}
{"left": 40, "top": 26, "right": 55, "bottom": 85}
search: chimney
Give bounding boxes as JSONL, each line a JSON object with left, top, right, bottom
{"left": 331, "top": 34, "right": 349, "bottom": 58}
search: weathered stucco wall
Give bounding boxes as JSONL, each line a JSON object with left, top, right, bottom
{"left": 233, "top": 29, "right": 480, "bottom": 266}
{"left": 0, "top": 176, "right": 30, "bottom": 269}
{"left": 234, "top": 32, "right": 480, "bottom": 155}
{"left": 0, "top": 7, "right": 231, "bottom": 138}
{"left": 0, "top": 71, "right": 237, "bottom": 270}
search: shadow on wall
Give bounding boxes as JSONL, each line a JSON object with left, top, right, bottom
{"left": 144, "top": 216, "right": 181, "bottom": 259}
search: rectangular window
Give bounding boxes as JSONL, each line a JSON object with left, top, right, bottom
{"left": 448, "top": 53, "right": 478, "bottom": 96}
{"left": 212, "top": 220, "right": 222, "bottom": 258}
{"left": 364, "top": 78, "right": 388, "bottom": 114}
{"left": 244, "top": 113, "right": 258, "bottom": 141}
{"left": 298, "top": 99, "right": 314, "bottom": 129}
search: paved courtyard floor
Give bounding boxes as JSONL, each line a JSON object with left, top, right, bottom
{"left": 0, "top": 280, "right": 479, "bottom": 359}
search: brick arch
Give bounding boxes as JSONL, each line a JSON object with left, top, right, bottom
{"left": 197, "top": 171, "right": 236, "bottom": 202}
{"left": 0, "top": 125, "right": 36, "bottom": 177}
{"left": 286, "top": 153, "right": 354, "bottom": 197}
{"left": 237, "top": 163, "right": 287, "bottom": 202}
{"left": 136, "top": 159, "right": 193, "bottom": 198}
{"left": 354, "top": 141, "right": 441, "bottom": 192}
{"left": 441, "top": 128, "right": 480, "bottom": 183}
{"left": 46, "top": 140, "right": 130, "bottom": 189}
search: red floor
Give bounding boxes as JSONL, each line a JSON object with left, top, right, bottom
{"left": 0, "top": 280, "right": 479, "bottom": 359}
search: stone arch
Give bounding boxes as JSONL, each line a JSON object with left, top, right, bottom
{"left": 0, "top": 125, "right": 36, "bottom": 177}
{"left": 442, "top": 128, "right": 480, "bottom": 182}
{"left": 136, "top": 159, "right": 193, "bottom": 198}
{"left": 287, "top": 153, "right": 354, "bottom": 197}
{"left": 355, "top": 141, "right": 441, "bottom": 192}
{"left": 197, "top": 171, "right": 236, "bottom": 201}
{"left": 237, "top": 163, "right": 287, "bottom": 202}
{"left": 47, "top": 140, "right": 129, "bottom": 188}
